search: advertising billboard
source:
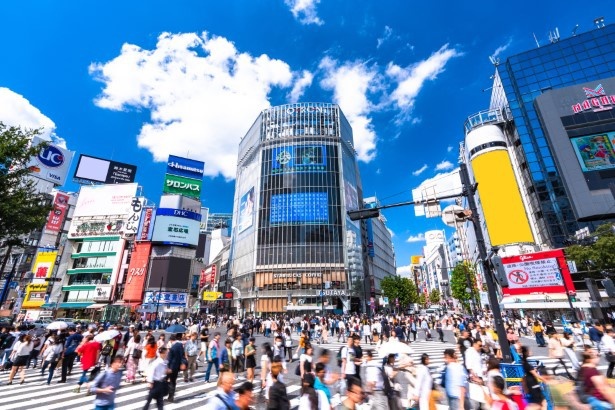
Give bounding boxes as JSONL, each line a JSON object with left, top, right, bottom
{"left": 22, "top": 283, "right": 49, "bottom": 309}
{"left": 123, "top": 241, "right": 152, "bottom": 302}
{"left": 137, "top": 207, "right": 154, "bottom": 241}
{"left": 501, "top": 249, "right": 575, "bottom": 296}
{"left": 151, "top": 208, "right": 201, "bottom": 246}
{"left": 162, "top": 173, "right": 202, "bottom": 198}
{"left": 166, "top": 155, "right": 205, "bottom": 180}
{"left": 74, "top": 154, "right": 137, "bottom": 184}
{"left": 271, "top": 145, "right": 326, "bottom": 174}
{"left": 570, "top": 131, "right": 615, "bottom": 173}
{"left": 27, "top": 137, "right": 74, "bottom": 185}
{"left": 238, "top": 187, "right": 254, "bottom": 233}
{"left": 148, "top": 257, "right": 192, "bottom": 290}
{"left": 32, "top": 251, "right": 58, "bottom": 281}
{"left": 124, "top": 197, "right": 144, "bottom": 237}
{"left": 270, "top": 192, "right": 329, "bottom": 225}
{"left": 143, "top": 291, "right": 188, "bottom": 306}
{"left": 73, "top": 183, "right": 138, "bottom": 217}
{"left": 45, "top": 192, "right": 70, "bottom": 232}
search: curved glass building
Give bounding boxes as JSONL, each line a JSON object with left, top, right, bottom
{"left": 230, "top": 103, "right": 366, "bottom": 315}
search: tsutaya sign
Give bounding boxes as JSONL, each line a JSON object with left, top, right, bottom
{"left": 273, "top": 272, "right": 322, "bottom": 279}
{"left": 572, "top": 84, "right": 615, "bottom": 114}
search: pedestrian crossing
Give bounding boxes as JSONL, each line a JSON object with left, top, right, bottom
{"left": 0, "top": 337, "right": 604, "bottom": 409}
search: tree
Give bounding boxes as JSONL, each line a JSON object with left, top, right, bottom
{"left": 429, "top": 288, "right": 441, "bottom": 305}
{"left": 450, "top": 261, "right": 480, "bottom": 312}
{"left": 565, "top": 223, "right": 615, "bottom": 276}
{"left": 0, "top": 123, "right": 53, "bottom": 257}
{"left": 418, "top": 292, "right": 427, "bottom": 307}
{"left": 380, "top": 275, "right": 419, "bottom": 310}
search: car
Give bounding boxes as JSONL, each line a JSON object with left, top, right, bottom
{"left": 0, "top": 316, "right": 12, "bottom": 328}
{"left": 31, "top": 318, "right": 53, "bottom": 330}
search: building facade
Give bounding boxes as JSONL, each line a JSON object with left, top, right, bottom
{"left": 229, "top": 103, "right": 366, "bottom": 315}
{"left": 488, "top": 23, "right": 615, "bottom": 247}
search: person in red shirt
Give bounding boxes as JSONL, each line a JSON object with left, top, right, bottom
{"left": 73, "top": 334, "right": 102, "bottom": 393}
{"left": 579, "top": 349, "right": 615, "bottom": 409}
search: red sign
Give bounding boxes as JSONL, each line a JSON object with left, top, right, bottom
{"left": 45, "top": 193, "right": 70, "bottom": 232}
{"left": 123, "top": 242, "right": 152, "bottom": 302}
{"left": 572, "top": 83, "right": 615, "bottom": 114}
{"left": 140, "top": 208, "right": 153, "bottom": 240}
{"left": 199, "top": 269, "right": 207, "bottom": 288}
{"left": 209, "top": 265, "right": 217, "bottom": 285}
{"left": 501, "top": 249, "right": 575, "bottom": 296}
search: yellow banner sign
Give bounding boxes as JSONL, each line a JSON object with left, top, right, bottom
{"left": 202, "top": 291, "right": 222, "bottom": 301}
{"left": 411, "top": 255, "right": 422, "bottom": 265}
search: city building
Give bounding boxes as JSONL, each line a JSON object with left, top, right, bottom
{"left": 363, "top": 197, "right": 397, "bottom": 300}
{"left": 421, "top": 230, "right": 451, "bottom": 298}
{"left": 229, "top": 102, "right": 367, "bottom": 315}
{"left": 485, "top": 22, "right": 615, "bottom": 247}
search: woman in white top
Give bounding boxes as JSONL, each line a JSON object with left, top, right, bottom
{"left": 412, "top": 353, "right": 433, "bottom": 410}
{"left": 299, "top": 373, "right": 329, "bottom": 410}
{"left": 299, "top": 345, "right": 314, "bottom": 379}
{"left": 389, "top": 329, "right": 400, "bottom": 343}
{"left": 8, "top": 334, "right": 34, "bottom": 384}
{"left": 363, "top": 322, "right": 372, "bottom": 345}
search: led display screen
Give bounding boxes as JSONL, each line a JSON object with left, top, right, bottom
{"left": 271, "top": 145, "right": 326, "bottom": 174}
{"left": 270, "top": 192, "right": 329, "bottom": 225}
{"left": 570, "top": 131, "right": 615, "bottom": 172}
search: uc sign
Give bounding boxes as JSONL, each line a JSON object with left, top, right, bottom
{"left": 38, "top": 145, "right": 64, "bottom": 168}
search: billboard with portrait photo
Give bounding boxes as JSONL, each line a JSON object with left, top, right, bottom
{"left": 238, "top": 187, "right": 255, "bottom": 233}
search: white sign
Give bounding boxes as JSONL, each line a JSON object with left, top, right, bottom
{"left": 27, "top": 137, "right": 74, "bottom": 186}
{"left": 73, "top": 183, "right": 138, "bottom": 217}
{"left": 151, "top": 214, "right": 200, "bottom": 246}
{"left": 503, "top": 257, "right": 562, "bottom": 289}
{"left": 320, "top": 289, "right": 346, "bottom": 297}
{"left": 93, "top": 284, "right": 112, "bottom": 302}
{"left": 125, "top": 197, "right": 144, "bottom": 236}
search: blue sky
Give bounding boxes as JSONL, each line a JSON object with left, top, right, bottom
{"left": 0, "top": 1, "right": 610, "bottom": 274}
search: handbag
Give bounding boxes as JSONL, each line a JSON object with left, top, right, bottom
{"left": 132, "top": 348, "right": 142, "bottom": 359}
{"left": 180, "top": 357, "right": 188, "bottom": 371}
{"left": 606, "top": 352, "right": 615, "bottom": 363}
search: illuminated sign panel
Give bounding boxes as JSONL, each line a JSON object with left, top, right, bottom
{"left": 270, "top": 192, "right": 329, "bottom": 225}
{"left": 570, "top": 131, "right": 615, "bottom": 173}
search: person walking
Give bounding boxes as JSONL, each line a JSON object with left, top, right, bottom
{"left": 40, "top": 336, "right": 64, "bottom": 385}
{"left": 442, "top": 348, "right": 469, "bottom": 410}
{"left": 7, "top": 334, "right": 34, "bottom": 385}
{"left": 413, "top": 353, "right": 433, "bottom": 410}
{"left": 299, "top": 345, "right": 313, "bottom": 379}
{"left": 340, "top": 376, "right": 364, "bottom": 410}
{"left": 143, "top": 347, "right": 169, "bottom": 410}
{"left": 183, "top": 333, "right": 199, "bottom": 382}
{"left": 140, "top": 336, "right": 158, "bottom": 382}
{"left": 204, "top": 332, "right": 221, "bottom": 383}
{"left": 533, "top": 320, "right": 546, "bottom": 347}
{"left": 578, "top": 349, "right": 615, "bottom": 409}
{"left": 231, "top": 333, "right": 244, "bottom": 375}
{"left": 73, "top": 334, "right": 102, "bottom": 393}
{"left": 298, "top": 373, "right": 328, "bottom": 410}
{"left": 26, "top": 333, "right": 45, "bottom": 369}
{"left": 520, "top": 346, "right": 546, "bottom": 410}
{"left": 166, "top": 334, "right": 185, "bottom": 403}
{"left": 125, "top": 334, "right": 142, "bottom": 383}
{"left": 244, "top": 337, "right": 257, "bottom": 383}
{"left": 205, "top": 371, "right": 237, "bottom": 409}
{"left": 267, "top": 362, "right": 290, "bottom": 410}
{"left": 90, "top": 356, "right": 124, "bottom": 410}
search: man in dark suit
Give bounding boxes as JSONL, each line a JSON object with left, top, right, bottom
{"left": 166, "top": 334, "right": 185, "bottom": 402}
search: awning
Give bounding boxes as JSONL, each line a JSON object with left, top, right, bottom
{"left": 86, "top": 303, "right": 108, "bottom": 310}
{"left": 113, "top": 302, "right": 140, "bottom": 308}
{"left": 40, "top": 303, "right": 56, "bottom": 309}
{"left": 58, "top": 302, "right": 93, "bottom": 309}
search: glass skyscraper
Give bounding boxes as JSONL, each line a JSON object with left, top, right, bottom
{"left": 230, "top": 103, "right": 366, "bottom": 315}
{"left": 490, "top": 24, "right": 615, "bottom": 247}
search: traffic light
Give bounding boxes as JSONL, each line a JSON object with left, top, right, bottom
{"left": 490, "top": 256, "right": 509, "bottom": 287}
{"left": 569, "top": 292, "right": 577, "bottom": 302}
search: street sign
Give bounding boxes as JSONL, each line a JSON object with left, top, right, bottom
{"left": 202, "top": 291, "right": 222, "bottom": 301}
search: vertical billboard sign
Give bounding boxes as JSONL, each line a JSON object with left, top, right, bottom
{"left": 238, "top": 187, "right": 254, "bottom": 233}
{"left": 166, "top": 155, "right": 205, "bottom": 180}
{"left": 46, "top": 192, "right": 70, "bottom": 232}
{"left": 125, "top": 197, "right": 144, "bottom": 236}
{"left": 501, "top": 249, "right": 575, "bottom": 296}
{"left": 27, "top": 137, "right": 74, "bottom": 185}
{"left": 162, "top": 174, "right": 202, "bottom": 198}
{"left": 32, "top": 251, "right": 58, "bottom": 281}
{"left": 138, "top": 207, "right": 154, "bottom": 241}
{"left": 123, "top": 242, "right": 152, "bottom": 302}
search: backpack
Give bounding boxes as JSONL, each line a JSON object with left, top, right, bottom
{"left": 101, "top": 341, "right": 113, "bottom": 356}
{"left": 337, "top": 346, "right": 344, "bottom": 367}
{"left": 380, "top": 366, "right": 396, "bottom": 399}
{"left": 32, "top": 337, "right": 41, "bottom": 349}
{"left": 1, "top": 334, "right": 15, "bottom": 350}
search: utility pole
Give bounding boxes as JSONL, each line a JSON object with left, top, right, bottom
{"left": 154, "top": 276, "right": 163, "bottom": 329}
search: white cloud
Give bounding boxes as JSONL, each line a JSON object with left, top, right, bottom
{"left": 319, "top": 57, "right": 378, "bottom": 162}
{"left": 386, "top": 44, "right": 461, "bottom": 113}
{"left": 285, "top": 0, "right": 323, "bottom": 25}
{"left": 0, "top": 87, "right": 67, "bottom": 148}
{"left": 412, "top": 164, "right": 428, "bottom": 176}
{"left": 90, "top": 32, "right": 301, "bottom": 179}
{"left": 377, "top": 26, "right": 393, "bottom": 48}
{"left": 397, "top": 264, "right": 412, "bottom": 276}
{"left": 406, "top": 233, "right": 425, "bottom": 243}
{"left": 492, "top": 38, "right": 512, "bottom": 58}
{"left": 288, "top": 70, "right": 313, "bottom": 103}
{"left": 435, "top": 160, "right": 454, "bottom": 171}
{"left": 447, "top": 145, "right": 453, "bottom": 153}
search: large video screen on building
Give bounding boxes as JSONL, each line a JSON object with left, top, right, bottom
{"left": 270, "top": 192, "right": 329, "bottom": 225}
{"left": 570, "top": 131, "right": 615, "bottom": 172}
{"left": 271, "top": 145, "right": 326, "bottom": 174}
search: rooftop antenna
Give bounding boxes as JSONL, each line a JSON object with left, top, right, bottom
{"left": 488, "top": 55, "right": 500, "bottom": 66}
{"left": 572, "top": 24, "right": 579, "bottom": 36}
{"left": 532, "top": 33, "right": 540, "bottom": 48}
{"left": 548, "top": 27, "right": 560, "bottom": 43}
{"left": 594, "top": 17, "right": 605, "bottom": 28}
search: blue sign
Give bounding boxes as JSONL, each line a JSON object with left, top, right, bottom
{"left": 166, "top": 155, "right": 205, "bottom": 180}
{"left": 38, "top": 145, "right": 65, "bottom": 168}
{"left": 144, "top": 291, "right": 188, "bottom": 306}
{"left": 271, "top": 145, "right": 326, "bottom": 174}
{"left": 156, "top": 207, "right": 202, "bottom": 221}
{"left": 270, "top": 192, "right": 329, "bottom": 225}
{"left": 9, "top": 281, "right": 18, "bottom": 289}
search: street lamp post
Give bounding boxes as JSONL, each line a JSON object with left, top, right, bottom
{"left": 154, "top": 276, "right": 163, "bottom": 329}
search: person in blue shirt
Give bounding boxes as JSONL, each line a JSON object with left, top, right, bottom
{"left": 90, "top": 356, "right": 124, "bottom": 410}
{"left": 206, "top": 371, "right": 239, "bottom": 410}
{"left": 59, "top": 327, "right": 83, "bottom": 383}
{"left": 442, "top": 348, "right": 469, "bottom": 410}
